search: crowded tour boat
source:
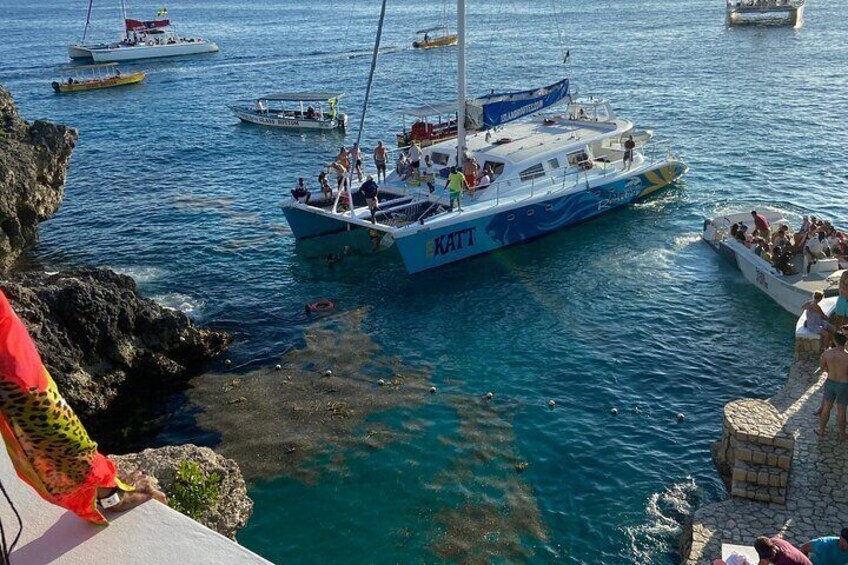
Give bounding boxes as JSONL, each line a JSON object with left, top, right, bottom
{"left": 283, "top": 97, "right": 686, "bottom": 274}
{"left": 702, "top": 210, "right": 845, "bottom": 314}
{"left": 229, "top": 92, "right": 347, "bottom": 131}
{"left": 68, "top": 8, "right": 219, "bottom": 62}
{"left": 412, "top": 26, "right": 459, "bottom": 49}
{"left": 51, "top": 63, "right": 145, "bottom": 93}
{"left": 726, "top": 0, "right": 806, "bottom": 27}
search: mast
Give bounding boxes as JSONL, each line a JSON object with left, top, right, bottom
{"left": 346, "top": 0, "right": 388, "bottom": 217}
{"left": 456, "top": 0, "right": 467, "bottom": 168}
{"left": 82, "top": 0, "right": 94, "bottom": 42}
{"left": 120, "top": 0, "right": 128, "bottom": 41}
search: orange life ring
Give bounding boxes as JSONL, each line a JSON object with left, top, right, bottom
{"left": 307, "top": 300, "right": 334, "bottom": 314}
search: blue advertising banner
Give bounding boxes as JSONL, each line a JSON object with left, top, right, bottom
{"left": 477, "top": 78, "right": 570, "bottom": 129}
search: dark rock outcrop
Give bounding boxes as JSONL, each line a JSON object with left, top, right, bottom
{"left": 111, "top": 445, "right": 253, "bottom": 540}
{"left": 0, "top": 268, "right": 230, "bottom": 419}
{"left": 0, "top": 85, "right": 77, "bottom": 270}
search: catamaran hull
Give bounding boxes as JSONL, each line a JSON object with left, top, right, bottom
{"left": 89, "top": 41, "right": 219, "bottom": 62}
{"left": 68, "top": 44, "right": 96, "bottom": 59}
{"left": 392, "top": 160, "right": 687, "bottom": 273}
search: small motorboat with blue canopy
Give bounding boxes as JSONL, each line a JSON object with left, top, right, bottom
{"left": 229, "top": 92, "right": 347, "bottom": 131}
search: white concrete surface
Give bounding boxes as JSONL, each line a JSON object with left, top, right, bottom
{"left": 0, "top": 447, "right": 271, "bottom": 564}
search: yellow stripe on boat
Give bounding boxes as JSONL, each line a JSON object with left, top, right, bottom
{"left": 55, "top": 71, "right": 146, "bottom": 93}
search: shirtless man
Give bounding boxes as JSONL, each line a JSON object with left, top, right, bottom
{"left": 817, "top": 331, "right": 848, "bottom": 440}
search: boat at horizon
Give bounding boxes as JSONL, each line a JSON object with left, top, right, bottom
{"left": 726, "top": 0, "right": 806, "bottom": 27}
{"left": 412, "top": 26, "right": 458, "bottom": 49}
{"left": 68, "top": 2, "right": 219, "bottom": 62}
{"left": 702, "top": 210, "right": 843, "bottom": 314}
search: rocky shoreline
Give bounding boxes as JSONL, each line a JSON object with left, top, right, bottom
{"left": 0, "top": 84, "right": 252, "bottom": 538}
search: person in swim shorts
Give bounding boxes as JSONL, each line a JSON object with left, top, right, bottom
{"left": 818, "top": 331, "right": 848, "bottom": 440}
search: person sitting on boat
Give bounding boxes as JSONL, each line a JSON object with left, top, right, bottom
{"left": 772, "top": 244, "right": 798, "bottom": 275}
{"left": 753, "top": 237, "right": 770, "bottom": 259}
{"left": 476, "top": 171, "right": 492, "bottom": 191}
{"left": 374, "top": 141, "right": 388, "bottom": 183}
{"left": 359, "top": 175, "right": 379, "bottom": 224}
{"left": 397, "top": 151, "right": 410, "bottom": 179}
{"left": 805, "top": 231, "right": 831, "bottom": 273}
{"left": 751, "top": 210, "right": 771, "bottom": 240}
{"left": 463, "top": 158, "right": 479, "bottom": 193}
{"left": 306, "top": 106, "right": 316, "bottom": 120}
{"left": 257, "top": 100, "right": 267, "bottom": 113}
{"left": 445, "top": 166, "right": 467, "bottom": 212}
{"left": 424, "top": 32, "right": 430, "bottom": 43}
{"left": 771, "top": 224, "right": 791, "bottom": 248}
{"left": 291, "top": 178, "right": 311, "bottom": 204}
{"left": 321, "top": 177, "right": 334, "bottom": 202}
{"left": 804, "top": 291, "right": 835, "bottom": 350}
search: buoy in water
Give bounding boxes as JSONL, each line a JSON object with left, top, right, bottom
{"left": 324, "top": 369, "right": 333, "bottom": 378}
{"left": 485, "top": 392, "right": 494, "bottom": 400}
{"left": 306, "top": 299, "right": 335, "bottom": 314}
{"left": 611, "top": 407, "right": 619, "bottom": 416}
{"left": 429, "top": 386, "right": 437, "bottom": 394}
{"left": 677, "top": 412, "right": 686, "bottom": 422}
{"left": 548, "top": 399, "right": 556, "bottom": 408}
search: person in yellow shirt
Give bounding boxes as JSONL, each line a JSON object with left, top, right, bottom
{"left": 445, "top": 166, "right": 466, "bottom": 212}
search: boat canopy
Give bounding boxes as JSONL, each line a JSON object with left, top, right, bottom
{"left": 58, "top": 62, "right": 120, "bottom": 72}
{"left": 125, "top": 18, "right": 170, "bottom": 32}
{"left": 416, "top": 26, "right": 450, "bottom": 34}
{"left": 467, "top": 78, "right": 571, "bottom": 130}
{"left": 398, "top": 102, "right": 456, "bottom": 118}
{"left": 260, "top": 92, "right": 344, "bottom": 102}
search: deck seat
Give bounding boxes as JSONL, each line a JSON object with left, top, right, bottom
{"left": 804, "top": 256, "right": 839, "bottom": 274}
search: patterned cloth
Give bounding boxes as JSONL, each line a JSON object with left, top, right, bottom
{"left": 0, "top": 290, "right": 123, "bottom": 524}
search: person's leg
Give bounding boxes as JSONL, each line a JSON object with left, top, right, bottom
{"left": 305, "top": 192, "right": 311, "bottom": 205}
{"left": 819, "top": 396, "right": 835, "bottom": 436}
{"left": 838, "top": 402, "right": 847, "bottom": 441}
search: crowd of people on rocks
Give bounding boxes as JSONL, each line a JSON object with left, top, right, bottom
{"left": 290, "top": 140, "right": 497, "bottom": 217}
{"left": 730, "top": 211, "right": 848, "bottom": 275}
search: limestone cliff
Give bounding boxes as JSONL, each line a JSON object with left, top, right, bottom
{"left": 0, "top": 268, "right": 231, "bottom": 419}
{"left": 0, "top": 85, "right": 77, "bottom": 270}
{"left": 111, "top": 445, "right": 253, "bottom": 540}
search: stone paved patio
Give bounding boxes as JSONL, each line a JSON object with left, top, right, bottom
{"left": 683, "top": 358, "right": 848, "bottom": 563}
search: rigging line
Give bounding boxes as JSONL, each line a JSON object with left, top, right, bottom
{"left": 0, "top": 480, "right": 21, "bottom": 554}
{"left": 549, "top": 0, "right": 569, "bottom": 63}
{"left": 346, "top": 0, "right": 388, "bottom": 214}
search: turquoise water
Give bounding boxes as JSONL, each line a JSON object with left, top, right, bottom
{"left": 2, "top": 0, "right": 847, "bottom": 562}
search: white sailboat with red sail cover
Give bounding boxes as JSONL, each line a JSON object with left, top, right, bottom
{"left": 68, "top": 2, "right": 218, "bottom": 62}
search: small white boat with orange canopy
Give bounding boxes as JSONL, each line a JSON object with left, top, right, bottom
{"left": 412, "top": 26, "right": 458, "bottom": 49}
{"left": 51, "top": 63, "right": 145, "bottom": 93}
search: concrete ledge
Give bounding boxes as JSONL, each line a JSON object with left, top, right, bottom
{"left": 0, "top": 448, "right": 271, "bottom": 565}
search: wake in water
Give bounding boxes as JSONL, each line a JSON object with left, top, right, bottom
{"left": 625, "top": 477, "right": 698, "bottom": 563}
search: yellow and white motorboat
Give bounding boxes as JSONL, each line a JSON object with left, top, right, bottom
{"left": 52, "top": 63, "right": 145, "bottom": 93}
{"left": 412, "top": 26, "right": 458, "bottom": 49}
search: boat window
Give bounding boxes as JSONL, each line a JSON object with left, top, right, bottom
{"left": 482, "top": 161, "right": 504, "bottom": 179}
{"left": 519, "top": 163, "right": 545, "bottom": 182}
{"left": 567, "top": 150, "right": 590, "bottom": 167}
{"left": 547, "top": 158, "right": 560, "bottom": 170}
{"left": 431, "top": 152, "right": 450, "bottom": 166}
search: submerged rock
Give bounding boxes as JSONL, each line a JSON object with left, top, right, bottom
{"left": 0, "top": 267, "right": 230, "bottom": 419}
{"left": 0, "top": 85, "right": 77, "bottom": 270}
{"left": 111, "top": 444, "right": 253, "bottom": 540}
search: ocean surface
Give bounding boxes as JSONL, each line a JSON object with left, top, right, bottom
{"left": 2, "top": 0, "right": 847, "bottom": 562}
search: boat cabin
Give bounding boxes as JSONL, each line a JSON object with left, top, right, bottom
{"left": 396, "top": 102, "right": 458, "bottom": 147}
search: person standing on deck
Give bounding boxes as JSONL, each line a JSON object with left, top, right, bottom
{"left": 408, "top": 140, "right": 422, "bottom": 172}
{"left": 623, "top": 135, "right": 636, "bottom": 170}
{"left": 351, "top": 143, "right": 364, "bottom": 182}
{"left": 817, "top": 331, "right": 848, "bottom": 440}
{"left": 336, "top": 146, "right": 350, "bottom": 172}
{"left": 446, "top": 166, "right": 466, "bottom": 212}
{"left": 373, "top": 141, "right": 388, "bottom": 183}
{"left": 359, "top": 175, "right": 379, "bottom": 223}
{"left": 752, "top": 210, "right": 771, "bottom": 240}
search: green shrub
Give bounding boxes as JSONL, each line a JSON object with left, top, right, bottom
{"left": 167, "top": 460, "right": 222, "bottom": 520}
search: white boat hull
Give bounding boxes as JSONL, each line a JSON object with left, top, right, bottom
{"left": 702, "top": 212, "right": 841, "bottom": 315}
{"left": 89, "top": 41, "right": 219, "bottom": 62}
{"left": 68, "top": 44, "right": 96, "bottom": 59}
{"left": 230, "top": 107, "right": 347, "bottom": 130}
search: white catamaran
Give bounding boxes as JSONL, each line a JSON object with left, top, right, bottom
{"left": 281, "top": 0, "right": 688, "bottom": 274}
{"left": 68, "top": 2, "right": 218, "bottom": 62}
